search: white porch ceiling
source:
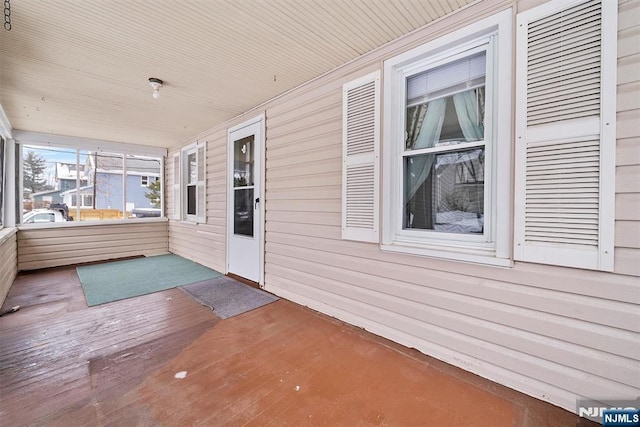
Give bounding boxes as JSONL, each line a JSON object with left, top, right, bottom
{"left": 0, "top": 0, "right": 474, "bottom": 148}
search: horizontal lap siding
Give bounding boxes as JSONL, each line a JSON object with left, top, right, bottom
{"left": 17, "top": 221, "right": 169, "bottom": 270}
{"left": 0, "top": 232, "right": 18, "bottom": 306}
{"left": 168, "top": 129, "right": 227, "bottom": 274}
{"left": 168, "top": 221, "right": 225, "bottom": 273}
{"left": 614, "top": 0, "right": 640, "bottom": 276}
{"left": 260, "top": 0, "right": 639, "bottom": 413}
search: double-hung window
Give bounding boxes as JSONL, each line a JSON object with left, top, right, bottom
{"left": 180, "top": 141, "right": 206, "bottom": 223}
{"left": 403, "top": 51, "right": 488, "bottom": 236}
{"left": 141, "top": 176, "right": 158, "bottom": 187}
{"left": 382, "top": 10, "right": 512, "bottom": 265}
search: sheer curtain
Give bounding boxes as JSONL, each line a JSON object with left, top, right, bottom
{"left": 453, "top": 89, "right": 485, "bottom": 231}
{"left": 452, "top": 89, "right": 484, "bottom": 140}
{"left": 406, "top": 98, "right": 446, "bottom": 200}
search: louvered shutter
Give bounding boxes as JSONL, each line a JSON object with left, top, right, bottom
{"left": 172, "top": 153, "right": 181, "bottom": 220}
{"left": 514, "top": 0, "right": 616, "bottom": 271}
{"left": 196, "top": 141, "right": 207, "bottom": 223}
{"left": 342, "top": 71, "right": 380, "bottom": 242}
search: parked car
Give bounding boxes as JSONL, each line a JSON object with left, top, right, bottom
{"left": 23, "top": 203, "right": 73, "bottom": 223}
{"left": 130, "top": 208, "right": 161, "bottom": 218}
{"left": 23, "top": 209, "right": 68, "bottom": 223}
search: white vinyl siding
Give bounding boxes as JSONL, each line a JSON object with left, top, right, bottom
{"left": 0, "top": 230, "right": 18, "bottom": 306}
{"left": 514, "top": 0, "right": 616, "bottom": 271}
{"left": 342, "top": 71, "right": 380, "bottom": 243}
{"left": 16, "top": 221, "right": 168, "bottom": 270}
{"left": 614, "top": 0, "right": 640, "bottom": 277}
{"left": 169, "top": 128, "right": 227, "bottom": 274}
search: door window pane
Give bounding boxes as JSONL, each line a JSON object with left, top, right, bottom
{"left": 233, "top": 135, "right": 254, "bottom": 237}
{"left": 234, "top": 188, "right": 254, "bottom": 237}
{"left": 234, "top": 136, "right": 254, "bottom": 187}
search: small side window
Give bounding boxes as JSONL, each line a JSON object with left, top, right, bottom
{"left": 181, "top": 141, "right": 206, "bottom": 223}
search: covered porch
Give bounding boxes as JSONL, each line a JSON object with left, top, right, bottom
{"left": 1, "top": 0, "right": 638, "bottom": 424}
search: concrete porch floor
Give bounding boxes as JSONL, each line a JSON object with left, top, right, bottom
{"left": 0, "top": 266, "right": 595, "bottom": 426}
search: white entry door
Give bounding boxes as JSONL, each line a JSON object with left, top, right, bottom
{"left": 227, "top": 116, "right": 263, "bottom": 283}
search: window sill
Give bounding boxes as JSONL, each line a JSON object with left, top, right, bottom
{"left": 175, "top": 219, "right": 206, "bottom": 225}
{"left": 381, "top": 241, "right": 512, "bottom": 268}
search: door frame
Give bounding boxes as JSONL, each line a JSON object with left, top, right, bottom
{"left": 226, "top": 113, "right": 266, "bottom": 286}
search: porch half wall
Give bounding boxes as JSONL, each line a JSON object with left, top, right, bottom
{"left": 0, "top": 229, "right": 18, "bottom": 306}
{"left": 17, "top": 220, "right": 169, "bottom": 271}
{"left": 167, "top": 0, "right": 640, "bottom": 414}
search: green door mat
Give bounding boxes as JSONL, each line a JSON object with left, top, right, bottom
{"left": 77, "top": 254, "right": 223, "bottom": 306}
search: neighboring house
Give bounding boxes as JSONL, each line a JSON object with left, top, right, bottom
{"left": 55, "top": 162, "right": 88, "bottom": 192}
{"left": 30, "top": 188, "right": 63, "bottom": 208}
{"left": 62, "top": 154, "right": 160, "bottom": 210}
{"left": 29, "top": 162, "right": 87, "bottom": 208}
{"left": 59, "top": 185, "right": 94, "bottom": 209}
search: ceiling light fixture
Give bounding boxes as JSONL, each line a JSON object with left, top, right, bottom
{"left": 148, "top": 78, "right": 163, "bottom": 99}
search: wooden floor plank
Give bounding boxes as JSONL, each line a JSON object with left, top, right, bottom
{"left": 0, "top": 265, "right": 597, "bottom": 426}
{"left": 96, "top": 313, "right": 307, "bottom": 421}
{"left": 0, "top": 266, "right": 219, "bottom": 426}
{"left": 1, "top": 293, "right": 216, "bottom": 396}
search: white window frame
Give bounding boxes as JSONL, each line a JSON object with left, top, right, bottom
{"left": 382, "top": 9, "right": 512, "bottom": 266}
{"left": 0, "top": 136, "right": 4, "bottom": 230}
{"left": 71, "top": 194, "right": 93, "bottom": 208}
{"left": 0, "top": 105, "right": 13, "bottom": 229}
{"left": 180, "top": 141, "right": 206, "bottom": 223}
{"left": 141, "top": 175, "right": 159, "bottom": 187}
{"left": 172, "top": 152, "right": 181, "bottom": 220}
{"left": 81, "top": 194, "right": 92, "bottom": 207}
{"left": 13, "top": 130, "right": 166, "bottom": 225}
{"left": 182, "top": 144, "right": 198, "bottom": 221}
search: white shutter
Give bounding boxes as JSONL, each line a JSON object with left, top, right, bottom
{"left": 196, "top": 141, "right": 207, "bottom": 223}
{"left": 514, "top": 0, "right": 616, "bottom": 271}
{"left": 342, "top": 71, "right": 380, "bottom": 243}
{"left": 172, "top": 153, "right": 181, "bottom": 220}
